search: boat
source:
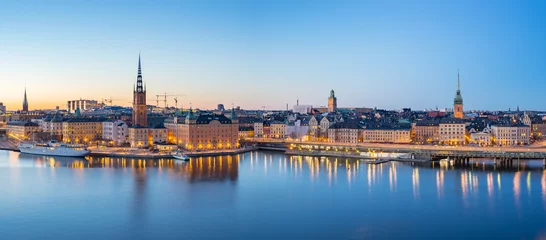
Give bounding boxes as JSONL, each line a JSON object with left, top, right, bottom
{"left": 18, "top": 140, "right": 90, "bottom": 157}
{"left": 172, "top": 150, "right": 190, "bottom": 161}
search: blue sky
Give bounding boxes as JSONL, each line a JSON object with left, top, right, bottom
{"left": 1, "top": 0, "right": 545, "bottom": 111}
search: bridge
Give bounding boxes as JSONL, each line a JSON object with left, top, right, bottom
{"left": 240, "top": 139, "right": 546, "bottom": 166}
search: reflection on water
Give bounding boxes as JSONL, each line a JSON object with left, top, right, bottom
{"left": 3, "top": 151, "right": 546, "bottom": 239}
{"left": 11, "top": 153, "right": 239, "bottom": 183}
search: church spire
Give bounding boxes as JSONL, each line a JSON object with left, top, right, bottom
{"left": 457, "top": 69, "right": 460, "bottom": 90}
{"left": 136, "top": 54, "right": 144, "bottom": 93}
{"left": 23, "top": 87, "right": 28, "bottom": 112}
{"left": 138, "top": 54, "right": 142, "bottom": 76}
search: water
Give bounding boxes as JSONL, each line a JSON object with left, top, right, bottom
{"left": 1, "top": 150, "right": 546, "bottom": 240}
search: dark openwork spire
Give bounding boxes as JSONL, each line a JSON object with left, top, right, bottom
{"left": 136, "top": 54, "right": 144, "bottom": 93}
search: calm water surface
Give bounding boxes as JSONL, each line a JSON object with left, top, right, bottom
{"left": 1, "top": 150, "right": 546, "bottom": 239}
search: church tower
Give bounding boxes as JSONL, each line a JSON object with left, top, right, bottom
{"left": 454, "top": 71, "right": 464, "bottom": 119}
{"left": 22, "top": 87, "right": 28, "bottom": 112}
{"left": 132, "top": 55, "right": 148, "bottom": 126}
{"left": 328, "top": 89, "right": 337, "bottom": 112}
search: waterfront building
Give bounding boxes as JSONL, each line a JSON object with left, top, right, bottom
{"left": 165, "top": 109, "right": 239, "bottom": 150}
{"left": 270, "top": 121, "right": 286, "bottom": 139}
{"left": 286, "top": 119, "right": 309, "bottom": 140}
{"left": 319, "top": 115, "right": 336, "bottom": 134}
{"left": 67, "top": 100, "right": 100, "bottom": 113}
{"left": 253, "top": 121, "right": 264, "bottom": 137}
{"left": 308, "top": 115, "right": 322, "bottom": 140}
{"left": 62, "top": 118, "right": 105, "bottom": 144}
{"left": 361, "top": 127, "right": 411, "bottom": 144}
{"left": 128, "top": 126, "right": 149, "bottom": 148}
{"left": 439, "top": 118, "right": 466, "bottom": 145}
{"left": 413, "top": 120, "right": 440, "bottom": 144}
{"left": 6, "top": 120, "right": 39, "bottom": 140}
{"left": 327, "top": 121, "right": 361, "bottom": 144}
{"left": 102, "top": 120, "right": 128, "bottom": 146}
{"left": 238, "top": 126, "right": 254, "bottom": 139}
{"left": 22, "top": 88, "right": 29, "bottom": 112}
{"left": 454, "top": 71, "right": 464, "bottom": 119}
{"left": 469, "top": 127, "right": 492, "bottom": 146}
{"left": 328, "top": 89, "right": 338, "bottom": 112}
{"left": 491, "top": 123, "right": 531, "bottom": 145}
{"left": 149, "top": 127, "right": 168, "bottom": 145}
{"left": 531, "top": 119, "right": 546, "bottom": 140}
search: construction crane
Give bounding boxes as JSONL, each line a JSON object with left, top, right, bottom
{"left": 155, "top": 93, "right": 184, "bottom": 108}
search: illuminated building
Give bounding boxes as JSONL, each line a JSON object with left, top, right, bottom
{"left": 6, "top": 120, "right": 39, "bottom": 139}
{"left": 491, "top": 123, "right": 531, "bottom": 145}
{"left": 469, "top": 126, "right": 492, "bottom": 146}
{"left": 270, "top": 121, "right": 286, "bottom": 139}
{"left": 438, "top": 118, "right": 466, "bottom": 145}
{"left": 328, "top": 121, "right": 361, "bottom": 143}
{"left": 128, "top": 126, "right": 149, "bottom": 148}
{"left": 413, "top": 120, "right": 439, "bottom": 144}
{"left": 362, "top": 127, "right": 411, "bottom": 143}
{"left": 165, "top": 109, "right": 239, "bottom": 150}
{"left": 102, "top": 120, "right": 128, "bottom": 146}
{"left": 62, "top": 118, "right": 105, "bottom": 143}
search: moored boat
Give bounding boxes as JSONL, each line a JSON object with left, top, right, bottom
{"left": 18, "top": 140, "right": 90, "bottom": 157}
{"left": 172, "top": 150, "right": 190, "bottom": 161}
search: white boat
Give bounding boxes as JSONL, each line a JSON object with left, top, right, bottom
{"left": 172, "top": 150, "right": 190, "bottom": 161}
{"left": 18, "top": 140, "right": 90, "bottom": 157}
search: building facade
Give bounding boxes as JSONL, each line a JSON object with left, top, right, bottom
{"left": 166, "top": 110, "right": 239, "bottom": 150}
{"left": 102, "top": 120, "right": 128, "bottom": 146}
{"left": 128, "top": 126, "right": 149, "bottom": 148}
{"left": 413, "top": 120, "right": 440, "bottom": 144}
{"left": 469, "top": 127, "right": 492, "bottom": 146}
{"left": 327, "top": 122, "right": 360, "bottom": 144}
{"left": 62, "top": 118, "right": 104, "bottom": 144}
{"left": 491, "top": 124, "right": 531, "bottom": 145}
{"left": 439, "top": 118, "right": 466, "bottom": 145}
{"left": 362, "top": 128, "right": 411, "bottom": 143}
{"left": 6, "top": 121, "right": 39, "bottom": 140}
{"left": 270, "top": 122, "right": 286, "bottom": 139}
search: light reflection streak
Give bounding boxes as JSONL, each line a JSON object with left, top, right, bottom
{"left": 527, "top": 172, "right": 531, "bottom": 196}
{"left": 542, "top": 170, "right": 546, "bottom": 208}
{"left": 412, "top": 168, "right": 419, "bottom": 199}
{"left": 436, "top": 170, "right": 444, "bottom": 198}
{"left": 514, "top": 172, "right": 521, "bottom": 209}
{"left": 487, "top": 173, "right": 494, "bottom": 198}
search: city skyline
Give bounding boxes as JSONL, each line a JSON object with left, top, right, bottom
{"left": 1, "top": 1, "right": 546, "bottom": 111}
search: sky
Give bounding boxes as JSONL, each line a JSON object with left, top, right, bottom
{"left": 1, "top": 0, "right": 545, "bottom": 111}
